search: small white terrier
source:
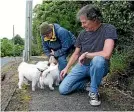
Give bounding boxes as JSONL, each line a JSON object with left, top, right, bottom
{"left": 18, "top": 61, "right": 48, "bottom": 91}
{"left": 39, "top": 56, "right": 60, "bottom": 90}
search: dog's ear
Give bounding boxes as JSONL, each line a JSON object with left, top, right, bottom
{"left": 49, "top": 56, "right": 58, "bottom": 64}
{"left": 54, "top": 61, "right": 58, "bottom": 65}
{"left": 52, "top": 56, "right": 57, "bottom": 64}
{"left": 48, "top": 56, "right": 53, "bottom": 63}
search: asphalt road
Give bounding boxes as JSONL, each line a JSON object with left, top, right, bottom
{"left": 0, "top": 56, "right": 47, "bottom": 67}
{"left": 0, "top": 57, "right": 22, "bottom": 67}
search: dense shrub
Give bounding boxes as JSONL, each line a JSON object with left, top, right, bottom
{"left": 1, "top": 36, "right": 24, "bottom": 57}
{"left": 94, "top": 1, "right": 134, "bottom": 50}
{"left": 31, "top": 43, "right": 41, "bottom": 56}
{"left": 14, "top": 44, "right": 24, "bottom": 56}
{"left": 33, "top": 1, "right": 134, "bottom": 52}
{"left": 1, "top": 38, "right": 14, "bottom": 57}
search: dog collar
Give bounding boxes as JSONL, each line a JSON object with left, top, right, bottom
{"left": 37, "top": 68, "right": 44, "bottom": 77}
{"left": 37, "top": 68, "right": 44, "bottom": 72}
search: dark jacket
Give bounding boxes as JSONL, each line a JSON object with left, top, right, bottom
{"left": 41, "top": 23, "right": 76, "bottom": 57}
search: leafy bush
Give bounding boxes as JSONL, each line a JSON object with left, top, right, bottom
{"left": 94, "top": 1, "right": 134, "bottom": 50}
{"left": 1, "top": 38, "right": 14, "bottom": 57}
{"left": 109, "top": 43, "right": 134, "bottom": 79}
{"left": 110, "top": 50, "right": 127, "bottom": 73}
{"left": 14, "top": 44, "right": 24, "bottom": 56}
{"left": 31, "top": 43, "right": 41, "bottom": 56}
{"left": 1, "top": 37, "right": 24, "bottom": 57}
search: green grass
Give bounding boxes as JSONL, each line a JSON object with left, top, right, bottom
{"left": 110, "top": 44, "right": 134, "bottom": 74}
{"left": 107, "top": 45, "right": 134, "bottom": 82}
{"left": 110, "top": 51, "right": 127, "bottom": 73}
{"left": 20, "top": 86, "right": 31, "bottom": 103}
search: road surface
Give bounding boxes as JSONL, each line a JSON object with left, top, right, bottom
{"left": 0, "top": 57, "right": 22, "bottom": 67}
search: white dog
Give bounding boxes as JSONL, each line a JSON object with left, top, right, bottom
{"left": 18, "top": 61, "right": 48, "bottom": 91}
{"left": 39, "top": 56, "right": 60, "bottom": 90}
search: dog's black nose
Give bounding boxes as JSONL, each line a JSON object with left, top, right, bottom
{"left": 47, "top": 63, "right": 50, "bottom": 66}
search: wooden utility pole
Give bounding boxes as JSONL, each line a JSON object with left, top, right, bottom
{"left": 24, "top": 0, "right": 33, "bottom": 62}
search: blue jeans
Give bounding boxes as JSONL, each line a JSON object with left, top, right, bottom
{"left": 58, "top": 55, "right": 67, "bottom": 72}
{"left": 59, "top": 56, "right": 109, "bottom": 95}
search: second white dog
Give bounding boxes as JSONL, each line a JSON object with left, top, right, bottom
{"left": 39, "top": 56, "right": 60, "bottom": 90}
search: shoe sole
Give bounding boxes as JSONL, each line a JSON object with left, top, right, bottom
{"left": 89, "top": 100, "right": 101, "bottom": 106}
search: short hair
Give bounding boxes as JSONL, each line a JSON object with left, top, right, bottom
{"left": 77, "top": 4, "right": 103, "bottom": 22}
{"left": 39, "top": 22, "right": 52, "bottom": 36}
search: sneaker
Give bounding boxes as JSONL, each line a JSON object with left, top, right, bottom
{"left": 88, "top": 92, "right": 101, "bottom": 106}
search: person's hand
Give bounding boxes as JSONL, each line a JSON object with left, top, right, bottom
{"left": 60, "top": 67, "right": 68, "bottom": 80}
{"left": 50, "top": 49, "right": 54, "bottom": 56}
{"left": 78, "top": 52, "right": 88, "bottom": 65}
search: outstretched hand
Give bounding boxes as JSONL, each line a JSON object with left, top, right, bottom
{"left": 60, "top": 68, "right": 68, "bottom": 80}
{"left": 78, "top": 52, "right": 88, "bottom": 65}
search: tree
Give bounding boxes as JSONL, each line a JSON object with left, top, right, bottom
{"left": 1, "top": 37, "right": 24, "bottom": 57}
{"left": 12, "top": 34, "right": 24, "bottom": 45}
{"left": 1, "top": 38, "right": 13, "bottom": 57}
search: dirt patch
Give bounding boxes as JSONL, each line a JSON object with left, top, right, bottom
{"left": 100, "top": 86, "right": 134, "bottom": 111}
{"left": 1, "top": 61, "right": 21, "bottom": 111}
{"left": 5, "top": 86, "right": 31, "bottom": 111}
{"left": 103, "top": 60, "right": 134, "bottom": 98}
